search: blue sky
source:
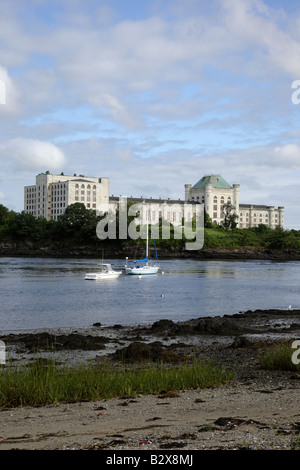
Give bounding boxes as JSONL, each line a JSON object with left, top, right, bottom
{"left": 1, "top": 0, "right": 300, "bottom": 228}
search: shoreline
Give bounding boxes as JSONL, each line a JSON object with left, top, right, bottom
{"left": 1, "top": 309, "right": 300, "bottom": 450}
{"left": 1, "top": 243, "right": 300, "bottom": 260}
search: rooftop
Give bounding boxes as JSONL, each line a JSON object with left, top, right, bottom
{"left": 193, "top": 175, "right": 232, "bottom": 189}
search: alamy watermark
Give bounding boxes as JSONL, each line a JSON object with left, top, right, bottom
{"left": 0, "top": 341, "right": 5, "bottom": 365}
{"left": 292, "top": 340, "right": 300, "bottom": 365}
{"left": 0, "top": 79, "right": 6, "bottom": 105}
{"left": 96, "top": 197, "right": 204, "bottom": 250}
{"left": 291, "top": 80, "right": 300, "bottom": 104}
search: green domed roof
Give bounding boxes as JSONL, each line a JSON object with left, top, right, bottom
{"left": 193, "top": 175, "right": 232, "bottom": 189}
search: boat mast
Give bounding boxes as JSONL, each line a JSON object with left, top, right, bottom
{"left": 146, "top": 217, "right": 148, "bottom": 265}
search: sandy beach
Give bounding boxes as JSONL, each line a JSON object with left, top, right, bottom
{"left": 1, "top": 309, "right": 300, "bottom": 451}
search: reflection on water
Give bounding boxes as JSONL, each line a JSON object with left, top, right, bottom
{"left": 0, "top": 257, "right": 299, "bottom": 332}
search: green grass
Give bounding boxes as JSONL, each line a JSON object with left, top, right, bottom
{"left": 0, "top": 358, "right": 233, "bottom": 408}
{"left": 203, "top": 226, "right": 300, "bottom": 250}
{"left": 258, "top": 341, "right": 300, "bottom": 371}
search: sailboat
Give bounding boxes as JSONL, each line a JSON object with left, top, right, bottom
{"left": 125, "top": 220, "right": 159, "bottom": 275}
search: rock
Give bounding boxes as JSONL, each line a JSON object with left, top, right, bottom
{"left": 229, "top": 336, "right": 253, "bottom": 348}
{"left": 112, "top": 341, "right": 184, "bottom": 363}
{"left": 194, "top": 317, "right": 243, "bottom": 336}
{"left": 2, "top": 332, "right": 108, "bottom": 351}
{"left": 151, "top": 319, "right": 175, "bottom": 332}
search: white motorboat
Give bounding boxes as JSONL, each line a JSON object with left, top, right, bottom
{"left": 85, "top": 263, "right": 122, "bottom": 280}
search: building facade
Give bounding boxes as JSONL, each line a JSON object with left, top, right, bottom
{"left": 185, "top": 175, "right": 284, "bottom": 228}
{"left": 109, "top": 195, "right": 200, "bottom": 227}
{"left": 24, "top": 172, "right": 284, "bottom": 229}
{"left": 24, "top": 173, "right": 109, "bottom": 220}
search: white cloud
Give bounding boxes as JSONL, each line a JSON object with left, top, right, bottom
{"left": 219, "top": 0, "right": 300, "bottom": 76}
{"left": 273, "top": 144, "right": 300, "bottom": 167}
{"left": 88, "top": 92, "right": 141, "bottom": 130}
{"left": 1, "top": 138, "right": 66, "bottom": 171}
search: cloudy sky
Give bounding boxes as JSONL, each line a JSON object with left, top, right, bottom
{"left": 1, "top": 0, "right": 300, "bottom": 228}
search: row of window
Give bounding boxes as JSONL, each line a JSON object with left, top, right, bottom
{"left": 52, "top": 190, "right": 66, "bottom": 196}
{"left": 74, "top": 196, "right": 97, "bottom": 203}
{"left": 214, "top": 196, "right": 231, "bottom": 203}
{"left": 75, "top": 184, "right": 97, "bottom": 190}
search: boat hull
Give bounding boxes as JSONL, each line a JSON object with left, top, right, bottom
{"left": 85, "top": 263, "right": 122, "bottom": 280}
{"left": 125, "top": 266, "right": 159, "bottom": 275}
{"left": 85, "top": 272, "right": 121, "bottom": 280}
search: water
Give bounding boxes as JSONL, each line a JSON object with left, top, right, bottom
{"left": 0, "top": 257, "right": 299, "bottom": 332}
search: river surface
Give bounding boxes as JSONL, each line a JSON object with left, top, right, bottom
{"left": 0, "top": 257, "right": 299, "bottom": 332}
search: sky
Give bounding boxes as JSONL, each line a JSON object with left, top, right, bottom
{"left": 1, "top": 0, "right": 300, "bottom": 229}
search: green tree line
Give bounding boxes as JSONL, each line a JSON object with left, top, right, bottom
{"left": 0, "top": 202, "right": 300, "bottom": 251}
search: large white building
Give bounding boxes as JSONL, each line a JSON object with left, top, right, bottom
{"left": 185, "top": 175, "right": 284, "bottom": 228}
{"left": 24, "top": 172, "right": 284, "bottom": 229}
{"left": 24, "top": 173, "right": 109, "bottom": 220}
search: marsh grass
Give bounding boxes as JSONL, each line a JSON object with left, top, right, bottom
{"left": 0, "top": 357, "right": 233, "bottom": 408}
{"left": 259, "top": 341, "right": 300, "bottom": 371}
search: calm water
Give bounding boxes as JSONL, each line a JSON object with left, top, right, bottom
{"left": 0, "top": 257, "right": 299, "bottom": 332}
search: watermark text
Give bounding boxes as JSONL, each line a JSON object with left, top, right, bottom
{"left": 96, "top": 197, "right": 204, "bottom": 250}
{"left": 292, "top": 340, "right": 300, "bottom": 365}
{"left": 291, "top": 80, "right": 300, "bottom": 104}
{"left": 0, "top": 340, "right": 5, "bottom": 365}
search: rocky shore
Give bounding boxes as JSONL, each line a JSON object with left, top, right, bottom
{"left": 1, "top": 309, "right": 300, "bottom": 450}
{"left": 1, "top": 241, "right": 300, "bottom": 260}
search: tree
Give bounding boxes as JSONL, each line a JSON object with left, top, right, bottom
{"left": 0, "top": 204, "right": 10, "bottom": 226}
{"left": 222, "top": 202, "right": 238, "bottom": 230}
{"left": 204, "top": 209, "right": 213, "bottom": 228}
{"left": 57, "top": 203, "right": 100, "bottom": 242}
{"left": 5, "top": 211, "right": 39, "bottom": 240}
